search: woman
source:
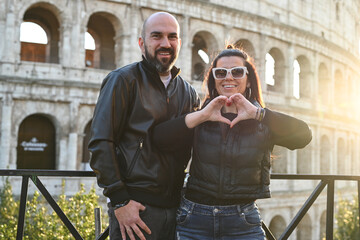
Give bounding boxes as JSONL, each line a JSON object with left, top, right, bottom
{"left": 153, "top": 45, "right": 312, "bottom": 240}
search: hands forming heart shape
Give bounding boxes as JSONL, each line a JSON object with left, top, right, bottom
{"left": 203, "top": 94, "right": 258, "bottom": 128}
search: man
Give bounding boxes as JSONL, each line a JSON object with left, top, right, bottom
{"left": 89, "top": 12, "right": 199, "bottom": 240}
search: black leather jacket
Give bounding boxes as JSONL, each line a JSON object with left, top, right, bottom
{"left": 89, "top": 58, "right": 200, "bottom": 208}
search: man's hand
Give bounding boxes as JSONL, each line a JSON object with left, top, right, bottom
{"left": 114, "top": 200, "right": 151, "bottom": 240}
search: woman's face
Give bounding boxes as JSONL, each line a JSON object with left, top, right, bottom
{"left": 214, "top": 56, "right": 249, "bottom": 98}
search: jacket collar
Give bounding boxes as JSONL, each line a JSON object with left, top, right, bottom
{"left": 140, "top": 55, "right": 181, "bottom": 80}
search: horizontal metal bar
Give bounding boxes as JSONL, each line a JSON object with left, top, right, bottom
{"left": 0, "top": 169, "right": 95, "bottom": 177}
{"left": 2, "top": 170, "right": 360, "bottom": 181}
{"left": 271, "top": 174, "right": 360, "bottom": 181}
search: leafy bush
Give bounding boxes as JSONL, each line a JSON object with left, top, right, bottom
{"left": 335, "top": 195, "right": 360, "bottom": 240}
{"left": 0, "top": 178, "right": 108, "bottom": 240}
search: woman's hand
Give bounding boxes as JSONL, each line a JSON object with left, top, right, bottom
{"left": 185, "top": 96, "right": 231, "bottom": 128}
{"left": 228, "top": 93, "right": 257, "bottom": 128}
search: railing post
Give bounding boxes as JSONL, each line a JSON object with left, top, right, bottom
{"left": 94, "top": 207, "right": 101, "bottom": 238}
{"left": 16, "top": 176, "right": 29, "bottom": 240}
{"left": 326, "top": 180, "right": 334, "bottom": 240}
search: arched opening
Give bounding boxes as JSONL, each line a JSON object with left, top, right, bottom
{"left": 86, "top": 13, "right": 116, "bottom": 70}
{"left": 82, "top": 120, "right": 92, "bottom": 170}
{"left": 234, "top": 39, "right": 256, "bottom": 60}
{"left": 17, "top": 114, "right": 56, "bottom": 169}
{"left": 20, "top": 22, "right": 48, "bottom": 62}
{"left": 296, "top": 56, "right": 311, "bottom": 99}
{"left": 269, "top": 215, "right": 286, "bottom": 239}
{"left": 21, "top": 5, "right": 60, "bottom": 63}
{"left": 191, "top": 31, "right": 217, "bottom": 81}
{"left": 320, "top": 135, "right": 331, "bottom": 174}
{"left": 293, "top": 59, "right": 300, "bottom": 99}
{"left": 266, "top": 48, "right": 285, "bottom": 93}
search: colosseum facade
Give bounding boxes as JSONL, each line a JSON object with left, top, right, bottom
{"left": 1, "top": 0, "right": 360, "bottom": 239}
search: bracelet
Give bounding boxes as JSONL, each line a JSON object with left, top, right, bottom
{"left": 258, "top": 108, "right": 265, "bottom": 122}
{"left": 113, "top": 200, "right": 130, "bottom": 210}
{"left": 255, "top": 107, "right": 260, "bottom": 120}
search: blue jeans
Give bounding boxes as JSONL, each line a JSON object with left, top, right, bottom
{"left": 108, "top": 202, "right": 177, "bottom": 240}
{"left": 175, "top": 197, "right": 265, "bottom": 240}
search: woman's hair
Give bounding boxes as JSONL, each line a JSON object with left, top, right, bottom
{"left": 202, "top": 44, "right": 265, "bottom": 107}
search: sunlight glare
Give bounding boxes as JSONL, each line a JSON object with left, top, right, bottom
{"left": 265, "top": 53, "right": 275, "bottom": 86}
{"left": 85, "top": 32, "right": 96, "bottom": 50}
{"left": 198, "top": 49, "right": 209, "bottom": 64}
{"left": 293, "top": 60, "right": 300, "bottom": 99}
{"left": 20, "top": 22, "right": 48, "bottom": 44}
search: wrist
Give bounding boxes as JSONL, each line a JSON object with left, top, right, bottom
{"left": 113, "top": 200, "right": 130, "bottom": 210}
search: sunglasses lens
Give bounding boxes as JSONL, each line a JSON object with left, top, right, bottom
{"left": 231, "top": 67, "right": 245, "bottom": 78}
{"left": 214, "top": 69, "right": 227, "bottom": 79}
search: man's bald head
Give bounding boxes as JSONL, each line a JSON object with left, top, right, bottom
{"left": 141, "top": 12, "right": 180, "bottom": 40}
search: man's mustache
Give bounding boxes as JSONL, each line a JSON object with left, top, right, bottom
{"left": 155, "top": 48, "right": 174, "bottom": 55}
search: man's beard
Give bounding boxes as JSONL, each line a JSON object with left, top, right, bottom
{"left": 145, "top": 45, "right": 177, "bottom": 74}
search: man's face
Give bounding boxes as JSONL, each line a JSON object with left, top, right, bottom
{"left": 139, "top": 13, "right": 181, "bottom": 75}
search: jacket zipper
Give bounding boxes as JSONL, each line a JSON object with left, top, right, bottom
{"left": 127, "top": 138, "right": 143, "bottom": 177}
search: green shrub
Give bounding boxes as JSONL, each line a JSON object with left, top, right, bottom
{"left": 334, "top": 195, "right": 360, "bottom": 240}
{"left": 0, "top": 178, "right": 108, "bottom": 240}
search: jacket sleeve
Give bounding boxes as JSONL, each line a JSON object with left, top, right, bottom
{"left": 152, "top": 114, "right": 194, "bottom": 152}
{"left": 88, "top": 71, "right": 133, "bottom": 205}
{"left": 262, "top": 108, "right": 312, "bottom": 150}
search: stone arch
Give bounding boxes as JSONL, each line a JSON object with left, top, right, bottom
{"left": 269, "top": 215, "right": 287, "bottom": 239}
{"left": 296, "top": 55, "right": 312, "bottom": 99}
{"left": 318, "top": 63, "right": 330, "bottom": 104}
{"left": 17, "top": 114, "right": 56, "bottom": 169}
{"left": 86, "top": 12, "right": 118, "bottom": 70}
{"left": 191, "top": 31, "right": 218, "bottom": 81}
{"left": 266, "top": 47, "right": 285, "bottom": 93}
{"left": 234, "top": 39, "right": 256, "bottom": 60}
{"left": 320, "top": 135, "right": 331, "bottom": 174}
{"left": 337, "top": 138, "right": 346, "bottom": 174}
{"left": 20, "top": 3, "right": 61, "bottom": 63}
{"left": 297, "top": 213, "right": 312, "bottom": 240}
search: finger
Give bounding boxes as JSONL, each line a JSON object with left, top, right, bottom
{"left": 131, "top": 224, "right": 146, "bottom": 240}
{"left": 137, "top": 219, "right": 152, "bottom": 234}
{"left": 230, "top": 117, "right": 241, "bottom": 128}
{"left": 126, "top": 227, "right": 136, "bottom": 240}
{"left": 219, "top": 117, "right": 231, "bottom": 125}
{"left": 120, "top": 225, "right": 127, "bottom": 240}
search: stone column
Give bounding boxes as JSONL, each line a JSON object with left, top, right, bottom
{"left": 179, "top": 15, "right": 192, "bottom": 82}
{"left": 286, "top": 43, "right": 294, "bottom": 98}
{"left": 0, "top": 95, "right": 13, "bottom": 169}
{"left": 67, "top": 101, "right": 79, "bottom": 170}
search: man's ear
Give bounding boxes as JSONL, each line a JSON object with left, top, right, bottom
{"left": 139, "top": 37, "right": 145, "bottom": 54}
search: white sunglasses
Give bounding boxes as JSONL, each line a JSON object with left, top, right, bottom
{"left": 212, "top": 66, "right": 248, "bottom": 80}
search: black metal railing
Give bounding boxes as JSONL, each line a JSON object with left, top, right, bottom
{"left": 0, "top": 169, "right": 359, "bottom": 240}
